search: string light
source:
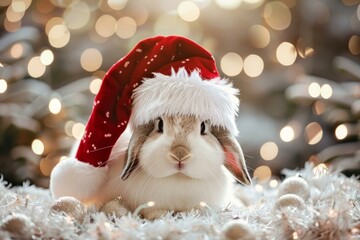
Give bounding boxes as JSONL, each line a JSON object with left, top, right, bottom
{"left": 32, "top": 139, "right": 44, "bottom": 155}
{"left": 220, "top": 52, "right": 243, "bottom": 77}
{"left": 0, "top": 79, "right": 8, "bottom": 93}
{"left": 178, "top": 1, "right": 200, "bottom": 22}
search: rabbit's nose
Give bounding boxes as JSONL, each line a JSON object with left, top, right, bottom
{"left": 169, "top": 145, "right": 191, "bottom": 162}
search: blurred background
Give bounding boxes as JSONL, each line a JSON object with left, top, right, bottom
{"left": 0, "top": 0, "right": 359, "bottom": 188}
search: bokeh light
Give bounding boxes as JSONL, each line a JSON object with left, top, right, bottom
{"left": 244, "top": 54, "right": 264, "bottom": 77}
{"left": 95, "top": 15, "right": 117, "bottom": 38}
{"left": 260, "top": 141, "right": 278, "bottom": 161}
{"left": 49, "top": 98, "right": 62, "bottom": 114}
{"left": 313, "top": 100, "right": 326, "bottom": 115}
{"left": 45, "top": 17, "right": 64, "bottom": 35}
{"left": 305, "top": 122, "right": 323, "bottom": 145}
{"left": 0, "top": 79, "right": 8, "bottom": 93}
{"left": 32, "top": 139, "right": 44, "bottom": 155}
{"left": 40, "top": 49, "right": 54, "bottom": 66}
{"left": 253, "top": 165, "right": 272, "bottom": 182}
{"left": 72, "top": 123, "right": 86, "bottom": 140}
{"left": 248, "top": 25, "right": 270, "bottom": 48}
{"left": 320, "top": 84, "right": 332, "bottom": 99}
{"left": 48, "top": 24, "right": 70, "bottom": 48}
{"left": 348, "top": 35, "right": 360, "bottom": 55}
{"left": 280, "top": 125, "right": 295, "bottom": 142}
{"left": 154, "top": 14, "right": 190, "bottom": 36}
{"left": 220, "top": 52, "right": 243, "bottom": 77}
{"left": 178, "top": 1, "right": 200, "bottom": 22}
{"left": 89, "top": 78, "right": 102, "bottom": 94}
{"left": 269, "top": 179, "right": 278, "bottom": 188}
{"left": 264, "top": 1, "right": 291, "bottom": 31}
{"left": 28, "top": 56, "right": 46, "bottom": 78}
{"left": 6, "top": 3, "right": 25, "bottom": 22}
{"left": 108, "top": 0, "right": 127, "bottom": 10}
{"left": 335, "top": 124, "right": 348, "bottom": 140}
{"left": 65, "top": 120, "right": 75, "bottom": 136}
{"left": 80, "top": 48, "right": 103, "bottom": 72}
{"left": 10, "top": 43, "right": 23, "bottom": 59}
{"left": 276, "top": 42, "right": 297, "bottom": 66}
{"left": 63, "top": 1, "right": 91, "bottom": 30}
{"left": 215, "top": 0, "right": 242, "bottom": 10}
{"left": 116, "top": 17, "right": 137, "bottom": 39}
{"left": 308, "top": 82, "right": 321, "bottom": 98}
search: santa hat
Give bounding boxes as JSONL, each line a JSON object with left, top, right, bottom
{"left": 50, "top": 36, "right": 240, "bottom": 202}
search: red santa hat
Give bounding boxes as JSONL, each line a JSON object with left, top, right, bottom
{"left": 50, "top": 36, "right": 240, "bottom": 202}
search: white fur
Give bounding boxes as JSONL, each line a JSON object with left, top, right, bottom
{"left": 95, "top": 117, "right": 236, "bottom": 218}
{"left": 130, "top": 68, "right": 240, "bottom": 135}
{"left": 50, "top": 157, "right": 108, "bottom": 204}
{"left": 50, "top": 126, "right": 132, "bottom": 204}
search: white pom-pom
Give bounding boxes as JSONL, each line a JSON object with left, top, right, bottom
{"left": 278, "top": 176, "right": 310, "bottom": 200}
{"left": 50, "top": 196, "right": 86, "bottom": 223}
{"left": 100, "top": 198, "right": 129, "bottom": 218}
{"left": 274, "top": 193, "right": 305, "bottom": 210}
{"left": 222, "top": 219, "right": 256, "bottom": 240}
{"left": 0, "top": 213, "right": 34, "bottom": 239}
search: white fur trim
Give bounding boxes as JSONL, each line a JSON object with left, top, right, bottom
{"left": 131, "top": 68, "right": 240, "bottom": 134}
{"left": 50, "top": 157, "right": 108, "bottom": 203}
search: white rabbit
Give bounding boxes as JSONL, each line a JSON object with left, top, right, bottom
{"left": 95, "top": 115, "right": 251, "bottom": 219}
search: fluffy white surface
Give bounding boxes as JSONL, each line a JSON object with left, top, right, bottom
{"left": 50, "top": 157, "right": 108, "bottom": 203}
{"left": 131, "top": 68, "right": 240, "bottom": 135}
{"left": 1, "top": 164, "right": 359, "bottom": 239}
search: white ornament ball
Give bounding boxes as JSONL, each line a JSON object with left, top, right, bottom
{"left": 277, "top": 176, "right": 310, "bottom": 200}
{"left": 100, "top": 198, "right": 129, "bottom": 217}
{"left": 50, "top": 196, "right": 86, "bottom": 223}
{"left": 222, "top": 219, "right": 256, "bottom": 240}
{"left": 1, "top": 213, "right": 34, "bottom": 239}
{"left": 274, "top": 193, "right": 305, "bottom": 210}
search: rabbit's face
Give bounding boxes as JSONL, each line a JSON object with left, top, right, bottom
{"left": 138, "top": 116, "right": 224, "bottom": 179}
{"left": 121, "top": 115, "right": 251, "bottom": 185}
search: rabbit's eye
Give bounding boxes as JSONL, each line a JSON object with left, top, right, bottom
{"left": 157, "top": 118, "right": 164, "bottom": 133}
{"left": 200, "top": 121, "right": 206, "bottom": 135}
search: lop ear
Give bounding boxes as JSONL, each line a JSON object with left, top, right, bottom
{"left": 212, "top": 126, "right": 251, "bottom": 185}
{"left": 121, "top": 122, "right": 154, "bottom": 180}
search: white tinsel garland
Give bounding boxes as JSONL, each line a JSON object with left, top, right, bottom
{"left": 0, "top": 164, "right": 359, "bottom": 239}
